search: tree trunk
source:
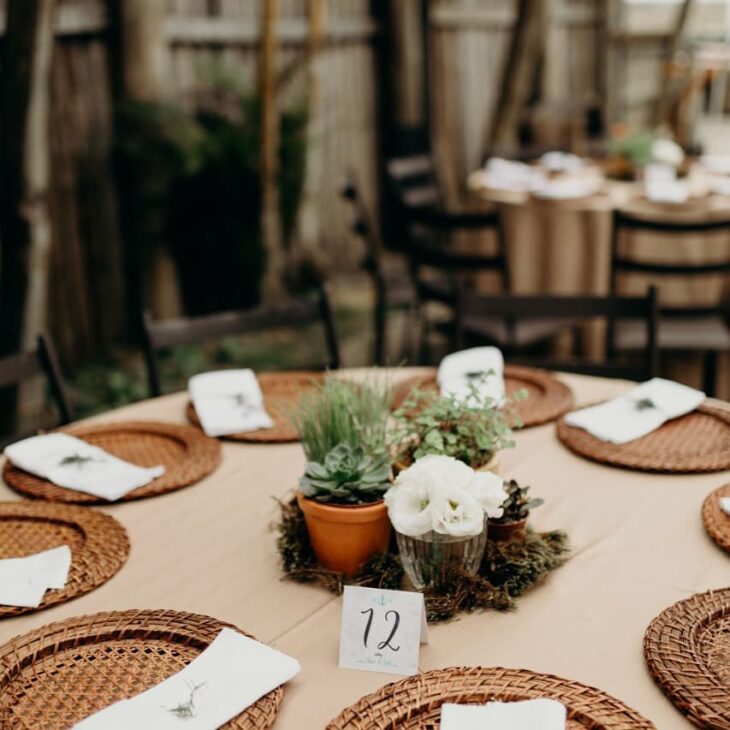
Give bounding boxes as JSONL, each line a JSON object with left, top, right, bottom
{"left": 290, "top": 0, "right": 326, "bottom": 280}
{"left": 490, "top": 0, "right": 546, "bottom": 149}
{"left": 259, "top": 0, "right": 286, "bottom": 302}
{"left": 0, "top": 0, "right": 56, "bottom": 357}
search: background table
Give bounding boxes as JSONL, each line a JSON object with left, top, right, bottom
{"left": 0, "top": 370, "right": 728, "bottom": 729}
{"left": 467, "top": 167, "right": 730, "bottom": 398}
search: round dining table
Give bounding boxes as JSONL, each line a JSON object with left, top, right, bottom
{"left": 0, "top": 368, "right": 727, "bottom": 729}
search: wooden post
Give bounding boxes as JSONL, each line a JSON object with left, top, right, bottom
{"left": 389, "top": 0, "right": 427, "bottom": 151}
{"left": 490, "top": 0, "right": 546, "bottom": 149}
{"left": 259, "top": 0, "right": 286, "bottom": 302}
{"left": 291, "top": 0, "right": 326, "bottom": 277}
{"left": 0, "top": 0, "right": 56, "bottom": 357}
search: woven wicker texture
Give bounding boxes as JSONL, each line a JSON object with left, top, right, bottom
{"left": 0, "top": 609, "right": 283, "bottom": 729}
{"left": 326, "top": 666, "right": 655, "bottom": 729}
{"left": 2, "top": 421, "right": 221, "bottom": 504}
{"left": 556, "top": 402, "right": 730, "bottom": 473}
{"left": 187, "top": 370, "right": 324, "bottom": 443}
{"left": 702, "top": 484, "right": 730, "bottom": 554}
{"left": 644, "top": 588, "right": 730, "bottom": 729}
{"left": 391, "top": 366, "right": 575, "bottom": 428}
{"left": 0, "top": 501, "right": 129, "bottom": 619}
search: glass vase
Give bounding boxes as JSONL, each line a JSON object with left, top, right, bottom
{"left": 395, "top": 521, "right": 488, "bottom": 591}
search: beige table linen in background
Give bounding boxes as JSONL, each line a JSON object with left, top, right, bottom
{"left": 0, "top": 369, "right": 728, "bottom": 729}
{"left": 467, "top": 169, "right": 730, "bottom": 398}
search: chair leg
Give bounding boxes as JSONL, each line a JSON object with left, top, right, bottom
{"left": 373, "top": 301, "right": 386, "bottom": 366}
{"left": 702, "top": 351, "right": 718, "bottom": 397}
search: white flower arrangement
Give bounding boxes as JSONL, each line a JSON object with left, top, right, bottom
{"left": 384, "top": 455, "right": 507, "bottom": 538}
{"left": 650, "top": 138, "right": 684, "bottom": 169}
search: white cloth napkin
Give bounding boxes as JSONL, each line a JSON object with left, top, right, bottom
{"left": 540, "top": 151, "right": 584, "bottom": 174}
{"left": 74, "top": 628, "right": 301, "bottom": 730}
{"left": 644, "top": 165, "right": 689, "bottom": 204}
{"left": 189, "top": 370, "right": 274, "bottom": 437}
{"left": 699, "top": 155, "right": 730, "bottom": 175}
{"left": 565, "top": 378, "right": 705, "bottom": 444}
{"left": 483, "top": 158, "right": 545, "bottom": 192}
{"left": 531, "top": 177, "right": 600, "bottom": 200}
{"left": 440, "top": 699, "right": 566, "bottom": 729}
{"left": 4, "top": 433, "right": 165, "bottom": 501}
{"left": 0, "top": 545, "right": 71, "bottom": 608}
{"left": 437, "top": 347, "right": 505, "bottom": 404}
{"left": 720, "top": 497, "right": 730, "bottom": 516}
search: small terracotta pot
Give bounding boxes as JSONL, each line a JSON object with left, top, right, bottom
{"left": 488, "top": 517, "right": 527, "bottom": 542}
{"left": 296, "top": 492, "right": 392, "bottom": 577}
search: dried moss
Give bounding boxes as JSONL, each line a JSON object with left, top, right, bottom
{"left": 276, "top": 498, "right": 569, "bottom": 623}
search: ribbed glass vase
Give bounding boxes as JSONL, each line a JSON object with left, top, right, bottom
{"left": 395, "top": 521, "right": 487, "bottom": 591}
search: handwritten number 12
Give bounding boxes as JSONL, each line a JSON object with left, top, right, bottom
{"left": 360, "top": 609, "right": 401, "bottom": 652}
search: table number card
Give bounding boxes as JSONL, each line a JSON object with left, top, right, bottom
{"left": 338, "top": 586, "right": 428, "bottom": 676}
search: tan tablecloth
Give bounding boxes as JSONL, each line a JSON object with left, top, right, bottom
{"left": 468, "top": 170, "right": 730, "bottom": 398}
{"left": 0, "top": 370, "right": 728, "bottom": 729}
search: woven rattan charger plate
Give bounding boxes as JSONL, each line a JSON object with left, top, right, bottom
{"left": 187, "top": 370, "right": 324, "bottom": 442}
{"left": 392, "top": 366, "right": 575, "bottom": 428}
{"left": 326, "top": 666, "right": 654, "bottom": 729}
{"left": 2, "top": 421, "right": 221, "bottom": 504}
{"left": 557, "top": 401, "right": 730, "bottom": 473}
{"left": 702, "top": 483, "right": 730, "bottom": 554}
{"left": 0, "top": 501, "right": 129, "bottom": 619}
{"left": 644, "top": 588, "right": 730, "bottom": 729}
{"left": 0, "top": 609, "right": 283, "bottom": 729}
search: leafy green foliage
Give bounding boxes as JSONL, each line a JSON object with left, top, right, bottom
{"left": 292, "top": 376, "right": 393, "bottom": 463}
{"left": 300, "top": 444, "right": 391, "bottom": 505}
{"left": 393, "top": 382, "right": 520, "bottom": 468}
{"left": 492, "top": 479, "right": 544, "bottom": 524}
{"left": 608, "top": 131, "right": 655, "bottom": 168}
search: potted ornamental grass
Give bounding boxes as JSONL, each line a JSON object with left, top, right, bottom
{"left": 488, "top": 479, "right": 544, "bottom": 542}
{"left": 292, "top": 376, "right": 394, "bottom": 576}
{"left": 384, "top": 455, "right": 507, "bottom": 590}
{"left": 392, "top": 381, "right": 518, "bottom": 475}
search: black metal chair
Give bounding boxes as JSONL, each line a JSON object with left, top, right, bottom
{"left": 340, "top": 176, "right": 417, "bottom": 365}
{"left": 0, "top": 334, "right": 73, "bottom": 432}
{"left": 141, "top": 287, "right": 340, "bottom": 397}
{"left": 611, "top": 210, "right": 730, "bottom": 395}
{"left": 456, "top": 288, "right": 659, "bottom": 382}
{"left": 385, "top": 153, "right": 571, "bottom": 363}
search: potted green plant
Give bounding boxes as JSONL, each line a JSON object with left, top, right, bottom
{"left": 392, "top": 382, "right": 518, "bottom": 474}
{"left": 292, "top": 377, "right": 395, "bottom": 576}
{"left": 488, "top": 479, "right": 544, "bottom": 542}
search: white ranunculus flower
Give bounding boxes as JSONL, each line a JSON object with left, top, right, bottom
{"left": 394, "top": 454, "right": 474, "bottom": 493}
{"left": 430, "top": 488, "right": 485, "bottom": 537}
{"left": 651, "top": 138, "right": 684, "bottom": 168}
{"left": 384, "top": 482, "right": 434, "bottom": 537}
{"left": 465, "top": 471, "right": 507, "bottom": 519}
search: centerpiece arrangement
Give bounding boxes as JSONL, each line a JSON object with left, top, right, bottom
{"left": 280, "top": 370, "right": 568, "bottom": 622}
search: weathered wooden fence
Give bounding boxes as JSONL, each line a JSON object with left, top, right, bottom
{"left": 0, "top": 0, "right": 726, "bottom": 365}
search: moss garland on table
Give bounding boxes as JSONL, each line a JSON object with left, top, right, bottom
{"left": 276, "top": 498, "right": 570, "bottom": 623}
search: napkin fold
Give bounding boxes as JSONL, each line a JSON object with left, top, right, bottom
{"left": 437, "top": 347, "right": 505, "bottom": 404}
{"left": 189, "top": 370, "right": 274, "bottom": 437}
{"left": 719, "top": 497, "right": 730, "bottom": 516}
{"left": 74, "top": 628, "right": 301, "bottom": 730}
{"left": 4, "top": 433, "right": 165, "bottom": 501}
{"left": 0, "top": 545, "right": 71, "bottom": 608}
{"left": 483, "top": 158, "right": 545, "bottom": 192}
{"left": 540, "top": 151, "right": 584, "bottom": 174}
{"left": 531, "top": 177, "right": 600, "bottom": 200}
{"left": 564, "top": 378, "right": 705, "bottom": 444}
{"left": 440, "top": 699, "right": 566, "bottom": 729}
{"left": 644, "top": 165, "right": 688, "bottom": 203}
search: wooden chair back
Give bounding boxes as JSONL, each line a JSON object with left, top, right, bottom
{"left": 611, "top": 210, "right": 730, "bottom": 317}
{"left": 0, "top": 334, "right": 73, "bottom": 429}
{"left": 142, "top": 287, "right": 340, "bottom": 396}
{"left": 456, "top": 288, "right": 659, "bottom": 381}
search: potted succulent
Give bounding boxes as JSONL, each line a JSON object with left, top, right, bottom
{"left": 392, "top": 382, "right": 518, "bottom": 475}
{"left": 384, "top": 455, "right": 506, "bottom": 590}
{"left": 488, "top": 479, "right": 544, "bottom": 542}
{"left": 292, "top": 376, "right": 395, "bottom": 576}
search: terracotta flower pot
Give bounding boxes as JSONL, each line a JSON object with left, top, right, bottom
{"left": 296, "top": 492, "right": 391, "bottom": 577}
{"left": 488, "top": 517, "right": 527, "bottom": 542}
